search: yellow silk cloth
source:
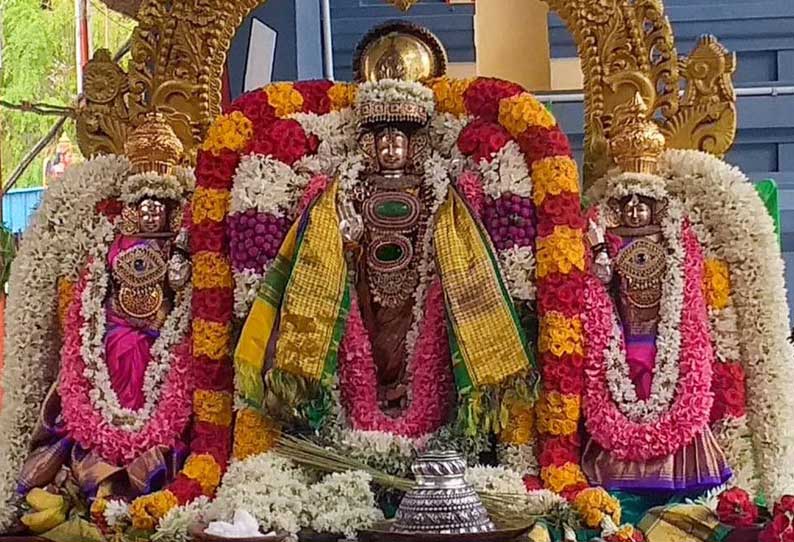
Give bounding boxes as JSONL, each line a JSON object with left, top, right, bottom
{"left": 639, "top": 504, "right": 722, "bottom": 542}
{"left": 434, "top": 188, "right": 532, "bottom": 387}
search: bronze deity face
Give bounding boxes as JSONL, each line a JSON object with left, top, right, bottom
{"left": 621, "top": 195, "right": 653, "bottom": 228}
{"left": 138, "top": 198, "right": 168, "bottom": 234}
{"left": 375, "top": 127, "right": 410, "bottom": 172}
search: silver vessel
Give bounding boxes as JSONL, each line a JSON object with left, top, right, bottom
{"left": 392, "top": 451, "right": 496, "bottom": 534}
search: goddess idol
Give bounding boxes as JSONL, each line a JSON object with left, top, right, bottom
{"left": 581, "top": 96, "right": 732, "bottom": 497}
{"left": 0, "top": 114, "right": 195, "bottom": 535}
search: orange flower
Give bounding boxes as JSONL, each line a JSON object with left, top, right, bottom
{"left": 193, "top": 318, "right": 230, "bottom": 361}
{"left": 130, "top": 490, "right": 179, "bottom": 531}
{"left": 704, "top": 259, "right": 731, "bottom": 310}
{"left": 183, "top": 453, "right": 222, "bottom": 495}
{"left": 192, "top": 188, "right": 230, "bottom": 224}
{"left": 498, "top": 93, "right": 557, "bottom": 136}
{"left": 535, "top": 390, "right": 580, "bottom": 436}
{"left": 500, "top": 395, "right": 536, "bottom": 446}
{"left": 265, "top": 83, "right": 305, "bottom": 117}
{"left": 193, "top": 252, "right": 233, "bottom": 289}
{"left": 194, "top": 390, "right": 233, "bottom": 427}
{"left": 541, "top": 463, "right": 588, "bottom": 494}
{"left": 429, "top": 77, "right": 472, "bottom": 117}
{"left": 539, "top": 312, "right": 584, "bottom": 358}
{"left": 536, "top": 226, "right": 586, "bottom": 278}
{"left": 532, "top": 156, "right": 580, "bottom": 206}
{"left": 573, "top": 487, "right": 622, "bottom": 528}
{"left": 233, "top": 408, "right": 281, "bottom": 460}
{"left": 329, "top": 83, "right": 358, "bottom": 111}
{"left": 57, "top": 278, "right": 74, "bottom": 337}
{"left": 201, "top": 112, "right": 253, "bottom": 156}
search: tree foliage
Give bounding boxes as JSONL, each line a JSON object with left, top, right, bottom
{"left": 1, "top": 0, "right": 132, "bottom": 189}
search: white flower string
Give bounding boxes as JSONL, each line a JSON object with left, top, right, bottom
{"left": 231, "top": 154, "right": 309, "bottom": 216}
{"left": 478, "top": 141, "right": 533, "bottom": 199}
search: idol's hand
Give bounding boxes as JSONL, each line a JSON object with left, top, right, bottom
{"left": 167, "top": 253, "right": 192, "bottom": 290}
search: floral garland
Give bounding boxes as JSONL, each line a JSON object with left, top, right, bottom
{"left": 60, "top": 268, "right": 194, "bottom": 464}
{"left": 76, "top": 220, "right": 193, "bottom": 432}
{"left": 581, "top": 219, "right": 715, "bottom": 461}
{"left": 655, "top": 150, "right": 794, "bottom": 500}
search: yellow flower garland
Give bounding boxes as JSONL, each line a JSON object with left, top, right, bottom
{"left": 539, "top": 312, "right": 584, "bottom": 358}
{"left": 130, "top": 491, "right": 179, "bottom": 531}
{"left": 194, "top": 389, "right": 233, "bottom": 427}
{"left": 501, "top": 395, "right": 536, "bottom": 446}
{"left": 498, "top": 93, "right": 557, "bottom": 137}
{"left": 531, "top": 156, "right": 580, "bottom": 206}
{"left": 233, "top": 408, "right": 281, "bottom": 460}
{"left": 536, "top": 226, "right": 586, "bottom": 278}
{"left": 183, "top": 453, "right": 222, "bottom": 495}
{"left": 201, "top": 112, "right": 253, "bottom": 156}
{"left": 192, "top": 188, "right": 230, "bottom": 224}
{"left": 329, "top": 83, "right": 358, "bottom": 111}
{"left": 193, "top": 319, "right": 231, "bottom": 361}
{"left": 535, "top": 391, "right": 580, "bottom": 436}
{"left": 541, "top": 462, "right": 589, "bottom": 494}
{"left": 573, "top": 487, "right": 622, "bottom": 529}
{"left": 429, "top": 77, "right": 473, "bottom": 117}
{"left": 193, "top": 252, "right": 233, "bottom": 289}
{"left": 704, "top": 258, "right": 731, "bottom": 310}
{"left": 265, "top": 83, "right": 305, "bottom": 117}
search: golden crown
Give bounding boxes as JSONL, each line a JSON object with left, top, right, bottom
{"left": 609, "top": 93, "right": 667, "bottom": 175}
{"left": 124, "top": 112, "right": 184, "bottom": 175}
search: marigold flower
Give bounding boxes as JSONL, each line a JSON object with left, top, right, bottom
{"left": 429, "top": 77, "right": 472, "bottom": 117}
{"left": 536, "top": 391, "right": 580, "bottom": 436}
{"left": 201, "top": 112, "right": 253, "bottom": 156}
{"left": 192, "top": 188, "right": 230, "bottom": 224}
{"left": 532, "top": 156, "right": 579, "bottom": 206}
{"left": 536, "top": 226, "right": 586, "bottom": 278}
{"left": 130, "top": 490, "right": 179, "bottom": 531}
{"left": 539, "top": 312, "right": 584, "bottom": 357}
{"left": 193, "top": 318, "right": 231, "bottom": 361}
{"left": 704, "top": 258, "right": 731, "bottom": 310}
{"left": 573, "top": 487, "right": 621, "bottom": 529}
{"left": 265, "top": 83, "right": 305, "bottom": 117}
{"left": 541, "top": 463, "right": 588, "bottom": 494}
{"left": 498, "top": 93, "right": 556, "bottom": 136}
{"left": 233, "top": 408, "right": 281, "bottom": 460}
{"left": 500, "top": 396, "right": 536, "bottom": 446}
{"left": 194, "top": 390, "right": 233, "bottom": 427}
{"left": 183, "top": 453, "right": 222, "bottom": 495}
{"left": 193, "top": 252, "right": 233, "bottom": 289}
{"left": 328, "top": 82, "right": 358, "bottom": 111}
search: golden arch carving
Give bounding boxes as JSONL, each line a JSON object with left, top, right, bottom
{"left": 79, "top": 0, "right": 737, "bottom": 185}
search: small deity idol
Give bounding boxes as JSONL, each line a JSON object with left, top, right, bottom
{"left": 582, "top": 95, "right": 731, "bottom": 494}
{"left": 15, "top": 114, "right": 193, "bottom": 513}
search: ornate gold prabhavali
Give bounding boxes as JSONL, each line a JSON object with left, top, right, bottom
{"left": 85, "top": 0, "right": 737, "bottom": 186}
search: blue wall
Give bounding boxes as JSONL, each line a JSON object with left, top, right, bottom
{"left": 2, "top": 188, "right": 43, "bottom": 234}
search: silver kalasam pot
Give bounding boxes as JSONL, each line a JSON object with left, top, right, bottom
{"left": 392, "top": 451, "right": 496, "bottom": 534}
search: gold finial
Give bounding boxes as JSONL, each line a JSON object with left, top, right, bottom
{"left": 609, "top": 93, "right": 667, "bottom": 175}
{"left": 387, "top": 0, "right": 420, "bottom": 11}
{"left": 124, "top": 112, "right": 184, "bottom": 176}
{"left": 353, "top": 21, "right": 447, "bottom": 83}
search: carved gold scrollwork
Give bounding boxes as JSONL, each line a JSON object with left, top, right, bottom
{"left": 83, "top": 0, "right": 736, "bottom": 178}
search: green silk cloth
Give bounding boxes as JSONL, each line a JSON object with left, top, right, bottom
{"left": 755, "top": 179, "right": 780, "bottom": 246}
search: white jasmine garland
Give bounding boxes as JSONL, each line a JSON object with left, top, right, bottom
{"left": 588, "top": 177, "right": 686, "bottom": 422}
{"left": 308, "top": 471, "right": 384, "bottom": 538}
{"left": 104, "top": 499, "right": 131, "bottom": 530}
{"left": 233, "top": 269, "right": 264, "bottom": 320}
{"left": 120, "top": 168, "right": 195, "bottom": 204}
{"left": 497, "top": 443, "right": 540, "bottom": 477}
{"left": 209, "top": 454, "right": 311, "bottom": 536}
{"left": 356, "top": 79, "right": 436, "bottom": 118}
{"left": 656, "top": 149, "right": 794, "bottom": 500}
{"left": 478, "top": 141, "right": 533, "bottom": 199}
{"left": 498, "top": 246, "right": 537, "bottom": 302}
{"left": 231, "top": 154, "right": 308, "bottom": 215}
{"left": 292, "top": 109, "right": 358, "bottom": 156}
{"left": 152, "top": 496, "right": 211, "bottom": 542}
{"left": 466, "top": 465, "right": 527, "bottom": 495}
{"left": 429, "top": 112, "right": 471, "bottom": 156}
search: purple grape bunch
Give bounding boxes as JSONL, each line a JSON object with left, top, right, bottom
{"left": 483, "top": 192, "right": 536, "bottom": 251}
{"left": 228, "top": 208, "right": 288, "bottom": 271}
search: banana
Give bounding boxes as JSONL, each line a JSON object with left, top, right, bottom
{"left": 25, "top": 488, "right": 65, "bottom": 513}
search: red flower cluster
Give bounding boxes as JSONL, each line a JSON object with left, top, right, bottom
{"left": 168, "top": 474, "right": 205, "bottom": 503}
{"left": 95, "top": 198, "right": 123, "bottom": 219}
{"left": 710, "top": 361, "right": 747, "bottom": 423}
{"left": 517, "top": 125, "right": 572, "bottom": 164}
{"left": 541, "top": 352, "right": 585, "bottom": 395}
{"left": 538, "top": 434, "right": 582, "bottom": 468}
{"left": 189, "top": 420, "right": 232, "bottom": 471}
{"left": 227, "top": 89, "right": 275, "bottom": 125}
{"left": 463, "top": 78, "right": 524, "bottom": 120}
{"left": 190, "top": 222, "right": 225, "bottom": 254}
{"left": 537, "top": 272, "right": 586, "bottom": 317}
{"left": 605, "top": 529, "right": 645, "bottom": 542}
{"left": 536, "top": 192, "right": 586, "bottom": 237}
{"left": 196, "top": 150, "right": 241, "bottom": 190}
{"left": 247, "top": 119, "right": 318, "bottom": 166}
{"left": 776, "top": 497, "right": 794, "bottom": 517}
{"left": 457, "top": 119, "right": 512, "bottom": 162}
{"left": 193, "top": 356, "right": 234, "bottom": 392}
{"left": 294, "top": 80, "right": 334, "bottom": 115}
{"left": 192, "top": 287, "right": 233, "bottom": 326}
{"left": 717, "top": 488, "right": 760, "bottom": 528}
